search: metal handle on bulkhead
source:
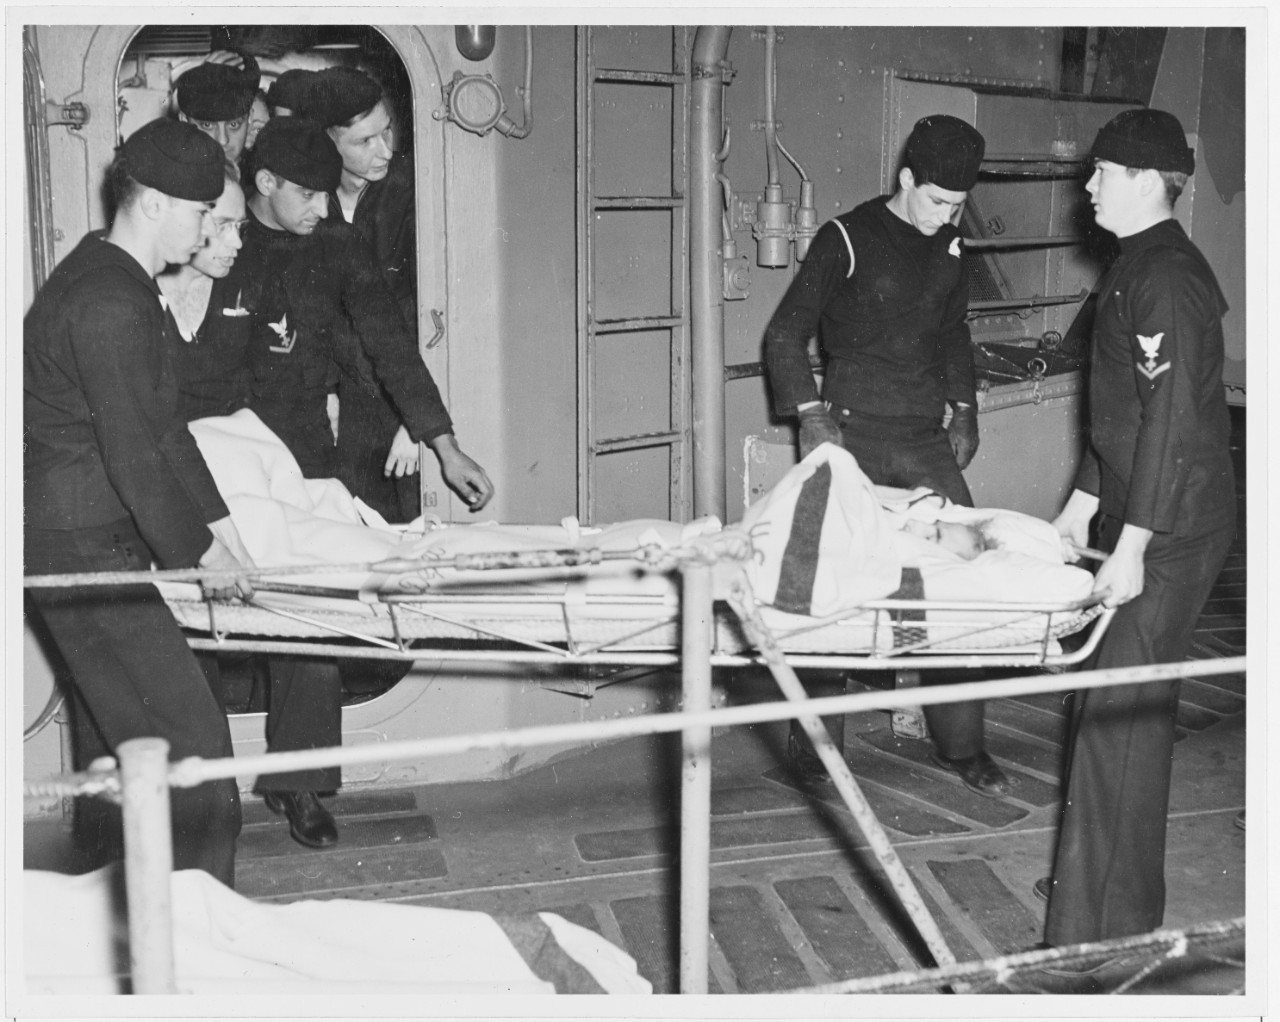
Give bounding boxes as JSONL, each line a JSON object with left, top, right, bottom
{"left": 425, "top": 309, "right": 445, "bottom": 349}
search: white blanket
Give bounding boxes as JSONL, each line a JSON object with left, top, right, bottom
{"left": 738, "top": 443, "right": 1093, "bottom": 615}
{"left": 189, "top": 410, "right": 404, "bottom": 591}
{"left": 24, "top": 865, "right": 651, "bottom": 995}
{"left": 187, "top": 411, "right": 719, "bottom": 597}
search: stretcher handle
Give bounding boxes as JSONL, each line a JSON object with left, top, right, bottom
{"left": 368, "top": 547, "right": 641, "bottom": 574}
{"left": 1067, "top": 542, "right": 1108, "bottom": 562}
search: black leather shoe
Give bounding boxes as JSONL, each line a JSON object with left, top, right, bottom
{"left": 262, "top": 791, "right": 338, "bottom": 849}
{"left": 929, "top": 750, "right": 1010, "bottom": 797}
{"left": 787, "top": 725, "right": 837, "bottom": 786}
{"left": 1033, "top": 876, "right": 1053, "bottom": 902}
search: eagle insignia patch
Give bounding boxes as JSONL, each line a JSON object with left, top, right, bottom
{"left": 267, "top": 313, "right": 297, "bottom": 354}
{"left": 1135, "top": 332, "right": 1169, "bottom": 380}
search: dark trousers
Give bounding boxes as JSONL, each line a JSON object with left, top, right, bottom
{"left": 833, "top": 409, "right": 974, "bottom": 507}
{"left": 836, "top": 410, "right": 983, "bottom": 758}
{"left": 255, "top": 656, "right": 343, "bottom": 794}
{"left": 1044, "top": 513, "right": 1235, "bottom": 945}
{"left": 335, "top": 380, "right": 420, "bottom": 524}
{"left": 251, "top": 399, "right": 338, "bottom": 480}
{"left": 196, "top": 651, "right": 345, "bottom": 795}
{"left": 26, "top": 521, "right": 241, "bottom": 887}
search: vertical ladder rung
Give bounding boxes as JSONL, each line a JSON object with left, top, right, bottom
{"left": 593, "top": 430, "right": 684, "bottom": 455}
{"left": 594, "top": 68, "right": 685, "bottom": 85}
{"left": 593, "top": 316, "right": 684, "bottom": 333}
{"left": 595, "top": 196, "right": 685, "bottom": 210}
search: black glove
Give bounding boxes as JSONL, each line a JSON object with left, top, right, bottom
{"left": 797, "top": 405, "right": 842, "bottom": 459}
{"left": 947, "top": 403, "right": 979, "bottom": 469}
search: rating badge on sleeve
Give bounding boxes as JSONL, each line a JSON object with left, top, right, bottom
{"left": 1136, "top": 332, "right": 1169, "bottom": 380}
{"left": 267, "top": 313, "right": 297, "bottom": 354}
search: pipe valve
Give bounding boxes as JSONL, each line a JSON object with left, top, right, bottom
{"left": 793, "top": 180, "right": 818, "bottom": 261}
{"left": 722, "top": 238, "right": 750, "bottom": 300}
{"left": 753, "top": 184, "right": 792, "bottom": 268}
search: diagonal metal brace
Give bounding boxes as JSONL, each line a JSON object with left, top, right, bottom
{"left": 722, "top": 569, "right": 959, "bottom": 972}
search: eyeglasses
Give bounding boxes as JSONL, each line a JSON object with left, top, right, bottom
{"left": 214, "top": 219, "right": 250, "bottom": 238}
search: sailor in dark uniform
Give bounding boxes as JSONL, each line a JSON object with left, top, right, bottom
{"left": 24, "top": 119, "right": 255, "bottom": 885}
{"left": 231, "top": 117, "right": 492, "bottom": 514}
{"left": 266, "top": 68, "right": 317, "bottom": 117}
{"left": 154, "top": 155, "right": 348, "bottom": 851}
{"left": 174, "top": 56, "right": 261, "bottom": 170}
{"left": 763, "top": 114, "right": 1008, "bottom": 796}
{"left": 158, "top": 165, "right": 253, "bottom": 420}
{"left": 216, "top": 118, "right": 492, "bottom": 840}
{"left": 301, "top": 66, "right": 422, "bottom": 522}
{"left": 1041, "top": 109, "right": 1236, "bottom": 949}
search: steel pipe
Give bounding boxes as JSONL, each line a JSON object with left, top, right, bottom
{"left": 726, "top": 582, "right": 957, "bottom": 970}
{"left": 794, "top": 916, "right": 1245, "bottom": 996}
{"left": 183, "top": 636, "right": 1106, "bottom": 671}
{"left": 965, "top": 235, "right": 1082, "bottom": 250}
{"left": 154, "top": 654, "right": 1244, "bottom": 790}
{"left": 679, "top": 561, "right": 714, "bottom": 993}
{"left": 118, "top": 737, "right": 177, "bottom": 994}
{"left": 690, "top": 27, "right": 732, "bottom": 520}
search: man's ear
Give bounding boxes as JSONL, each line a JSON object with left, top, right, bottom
{"left": 898, "top": 166, "right": 916, "bottom": 192}
{"left": 1137, "top": 168, "right": 1160, "bottom": 197}
{"left": 253, "top": 168, "right": 276, "bottom": 197}
{"left": 136, "top": 186, "right": 167, "bottom": 222}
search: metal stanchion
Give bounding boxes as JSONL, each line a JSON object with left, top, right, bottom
{"left": 679, "top": 561, "right": 713, "bottom": 994}
{"left": 118, "top": 737, "right": 177, "bottom": 994}
{"left": 726, "top": 579, "right": 959, "bottom": 972}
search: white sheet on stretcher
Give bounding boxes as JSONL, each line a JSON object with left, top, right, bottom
{"left": 738, "top": 442, "right": 1094, "bottom": 615}
{"left": 182, "top": 410, "right": 719, "bottom": 598}
{"left": 170, "top": 412, "right": 1093, "bottom": 650}
{"left": 23, "top": 864, "right": 651, "bottom": 995}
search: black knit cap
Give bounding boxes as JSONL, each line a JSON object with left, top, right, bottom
{"left": 121, "top": 118, "right": 225, "bottom": 201}
{"left": 302, "top": 66, "right": 383, "bottom": 128}
{"left": 1091, "top": 108, "right": 1196, "bottom": 175}
{"left": 266, "top": 68, "right": 318, "bottom": 112}
{"left": 176, "top": 56, "right": 261, "bottom": 122}
{"left": 250, "top": 117, "right": 343, "bottom": 192}
{"left": 905, "top": 114, "right": 986, "bottom": 192}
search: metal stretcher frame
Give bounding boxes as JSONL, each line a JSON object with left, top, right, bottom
{"left": 164, "top": 577, "right": 1117, "bottom": 673}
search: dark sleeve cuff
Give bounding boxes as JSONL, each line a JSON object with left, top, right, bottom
{"left": 148, "top": 521, "right": 215, "bottom": 570}
{"left": 1072, "top": 448, "right": 1101, "bottom": 497}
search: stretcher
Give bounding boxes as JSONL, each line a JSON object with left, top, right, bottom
{"left": 24, "top": 409, "right": 1114, "bottom": 675}
{"left": 154, "top": 529, "right": 1112, "bottom": 671}
{"left": 146, "top": 410, "right": 1114, "bottom": 670}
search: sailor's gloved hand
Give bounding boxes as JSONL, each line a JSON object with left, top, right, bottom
{"left": 947, "top": 403, "right": 979, "bottom": 469}
{"left": 797, "top": 404, "right": 843, "bottom": 459}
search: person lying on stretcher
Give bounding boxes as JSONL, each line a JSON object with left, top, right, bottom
{"left": 882, "top": 487, "right": 1069, "bottom": 568}
{"left": 178, "top": 416, "right": 1089, "bottom": 621}
{"left": 898, "top": 518, "right": 989, "bottom": 560}
{"left": 739, "top": 442, "right": 1091, "bottom": 619}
